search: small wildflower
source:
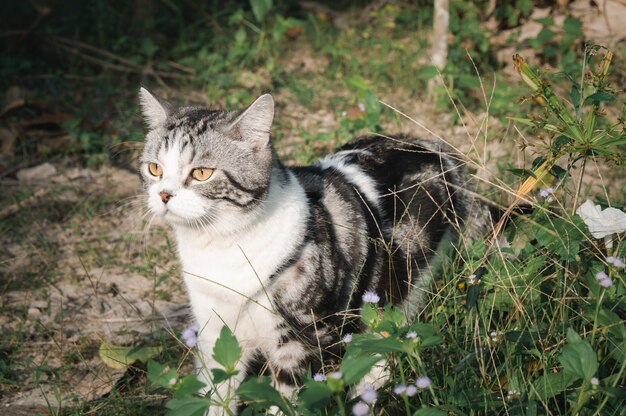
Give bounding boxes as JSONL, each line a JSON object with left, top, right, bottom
{"left": 595, "top": 271, "right": 609, "bottom": 280}
{"left": 393, "top": 384, "right": 406, "bottom": 394}
{"left": 489, "top": 331, "right": 504, "bottom": 343}
{"left": 539, "top": 187, "right": 554, "bottom": 198}
{"left": 168, "top": 377, "right": 177, "bottom": 386}
{"left": 606, "top": 256, "right": 625, "bottom": 268}
{"left": 405, "top": 384, "right": 418, "bottom": 397}
{"left": 313, "top": 373, "right": 326, "bottom": 382}
{"left": 506, "top": 389, "right": 520, "bottom": 400}
{"left": 357, "top": 102, "right": 366, "bottom": 112}
{"left": 362, "top": 291, "right": 380, "bottom": 303}
{"left": 467, "top": 274, "right": 479, "bottom": 286}
{"left": 328, "top": 371, "right": 343, "bottom": 379}
{"left": 360, "top": 385, "right": 377, "bottom": 404}
{"left": 415, "top": 376, "right": 431, "bottom": 389}
{"left": 342, "top": 333, "right": 353, "bottom": 343}
{"left": 405, "top": 331, "right": 418, "bottom": 339}
{"left": 341, "top": 111, "right": 347, "bottom": 117}
{"left": 599, "top": 277, "right": 613, "bottom": 288}
{"left": 352, "top": 401, "right": 369, "bottom": 416}
{"left": 181, "top": 323, "right": 200, "bottom": 348}
{"left": 590, "top": 377, "right": 600, "bottom": 386}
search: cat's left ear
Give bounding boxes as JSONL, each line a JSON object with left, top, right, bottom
{"left": 230, "top": 94, "right": 274, "bottom": 146}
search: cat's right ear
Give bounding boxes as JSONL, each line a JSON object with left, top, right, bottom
{"left": 139, "top": 87, "right": 172, "bottom": 129}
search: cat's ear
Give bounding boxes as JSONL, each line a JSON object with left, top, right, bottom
{"left": 230, "top": 94, "right": 274, "bottom": 146}
{"left": 139, "top": 87, "right": 172, "bottom": 129}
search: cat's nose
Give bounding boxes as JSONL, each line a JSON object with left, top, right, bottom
{"left": 159, "top": 191, "right": 173, "bottom": 203}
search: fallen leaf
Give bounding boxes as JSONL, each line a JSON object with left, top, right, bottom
{"left": 98, "top": 342, "right": 162, "bottom": 370}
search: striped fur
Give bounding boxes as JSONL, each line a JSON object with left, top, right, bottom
{"left": 138, "top": 89, "right": 483, "bottom": 414}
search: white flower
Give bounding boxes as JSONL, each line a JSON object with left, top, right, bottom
{"left": 362, "top": 291, "right": 380, "bottom": 303}
{"left": 576, "top": 200, "right": 626, "bottom": 239}
{"left": 352, "top": 401, "right": 369, "bottom": 416}
{"left": 415, "top": 376, "right": 431, "bottom": 389}
{"left": 599, "top": 277, "right": 613, "bottom": 288}
{"left": 313, "top": 373, "right": 326, "bottom": 382}
{"left": 595, "top": 271, "right": 608, "bottom": 280}
{"left": 539, "top": 187, "right": 555, "bottom": 198}
{"left": 467, "top": 274, "right": 479, "bottom": 286}
{"left": 328, "top": 371, "right": 343, "bottom": 379}
{"left": 405, "top": 331, "right": 418, "bottom": 339}
{"left": 393, "top": 384, "right": 406, "bottom": 394}
{"left": 342, "top": 333, "right": 353, "bottom": 343}
{"left": 590, "top": 377, "right": 600, "bottom": 386}
{"left": 360, "top": 385, "right": 377, "bottom": 404}
{"left": 606, "top": 256, "right": 625, "bottom": 268}
{"left": 357, "top": 102, "right": 366, "bottom": 112}
{"left": 405, "top": 385, "right": 418, "bottom": 396}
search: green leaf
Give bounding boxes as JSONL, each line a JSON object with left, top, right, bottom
{"left": 559, "top": 328, "right": 598, "bottom": 381}
{"left": 584, "top": 92, "right": 615, "bottom": 106}
{"left": 344, "top": 76, "right": 369, "bottom": 94}
{"left": 531, "top": 371, "right": 576, "bottom": 400}
{"left": 99, "top": 343, "right": 162, "bottom": 370}
{"left": 249, "top": 0, "right": 273, "bottom": 22}
{"left": 340, "top": 354, "right": 383, "bottom": 385}
{"left": 594, "top": 309, "right": 626, "bottom": 340}
{"left": 147, "top": 360, "right": 178, "bottom": 389}
{"left": 210, "top": 368, "right": 238, "bottom": 384}
{"left": 349, "top": 335, "right": 405, "bottom": 354}
{"left": 298, "top": 380, "right": 332, "bottom": 411}
{"left": 173, "top": 376, "right": 206, "bottom": 399}
{"left": 165, "top": 398, "right": 210, "bottom": 416}
{"left": 420, "top": 335, "right": 443, "bottom": 348}
{"left": 413, "top": 408, "right": 447, "bottom": 416}
{"left": 237, "top": 376, "right": 294, "bottom": 415}
{"left": 212, "top": 326, "right": 241, "bottom": 372}
{"left": 417, "top": 65, "right": 438, "bottom": 81}
{"left": 466, "top": 285, "right": 480, "bottom": 310}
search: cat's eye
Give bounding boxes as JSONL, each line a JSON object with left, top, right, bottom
{"left": 191, "top": 168, "right": 214, "bottom": 181}
{"left": 148, "top": 163, "right": 163, "bottom": 177}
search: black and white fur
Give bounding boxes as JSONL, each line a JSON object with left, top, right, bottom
{"left": 138, "top": 88, "right": 483, "bottom": 414}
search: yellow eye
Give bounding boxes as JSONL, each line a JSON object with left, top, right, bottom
{"left": 191, "top": 168, "right": 214, "bottom": 181}
{"left": 148, "top": 163, "right": 163, "bottom": 177}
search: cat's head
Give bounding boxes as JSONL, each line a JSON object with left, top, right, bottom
{"left": 138, "top": 87, "right": 275, "bottom": 233}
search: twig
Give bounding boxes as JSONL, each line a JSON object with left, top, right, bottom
{"left": 0, "top": 188, "right": 50, "bottom": 219}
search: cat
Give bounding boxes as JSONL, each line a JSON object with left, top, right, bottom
{"left": 138, "top": 88, "right": 487, "bottom": 414}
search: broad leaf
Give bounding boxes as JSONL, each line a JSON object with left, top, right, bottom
{"left": 212, "top": 326, "right": 241, "bottom": 372}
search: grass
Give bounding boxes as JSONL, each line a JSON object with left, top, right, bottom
{"left": 1, "top": 1, "right": 625, "bottom": 415}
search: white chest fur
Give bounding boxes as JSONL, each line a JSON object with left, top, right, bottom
{"left": 173, "top": 171, "right": 309, "bottom": 339}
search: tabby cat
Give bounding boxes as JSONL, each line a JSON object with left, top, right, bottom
{"left": 139, "top": 88, "right": 486, "bottom": 414}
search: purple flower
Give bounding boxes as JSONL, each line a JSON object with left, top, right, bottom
{"left": 313, "top": 373, "right": 326, "bottom": 382}
{"left": 342, "top": 333, "right": 353, "bottom": 343}
{"left": 393, "top": 384, "right": 406, "bottom": 394}
{"left": 360, "top": 385, "right": 377, "bottom": 404}
{"left": 405, "top": 331, "right": 418, "bottom": 339}
{"left": 599, "top": 277, "right": 613, "bottom": 288}
{"left": 539, "top": 187, "right": 555, "bottom": 198}
{"left": 415, "top": 376, "right": 431, "bottom": 389}
{"left": 595, "top": 271, "right": 609, "bottom": 280}
{"left": 328, "top": 371, "right": 343, "bottom": 379}
{"left": 181, "top": 323, "right": 200, "bottom": 348}
{"left": 405, "top": 384, "right": 418, "bottom": 397}
{"left": 352, "top": 401, "right": 369, "bottom": 416}
{"left": 606, "top": 256, "right": 625, "bottom": 268}
{"left": 362, "top": 291, "right": 380, "bottom": 304}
